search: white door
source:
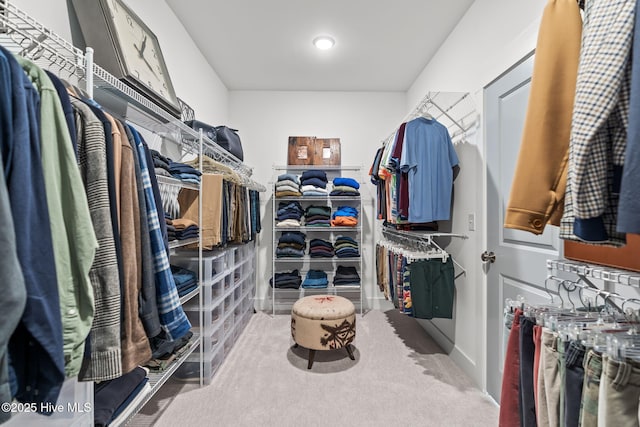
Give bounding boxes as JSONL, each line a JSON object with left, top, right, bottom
{"left": 484, "top": 52, "right": 561, "bottom": 401}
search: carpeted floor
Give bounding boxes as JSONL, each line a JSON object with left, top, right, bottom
{"left": 133, "top": 309, "right": 498, "bottom": 427}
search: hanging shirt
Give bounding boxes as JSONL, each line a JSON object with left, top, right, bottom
{"left": 128, "top": 125, "right": 192, "bottom": 341}
{"left": 400, "top": 117, "right": 459, "bottom": 223}
{"left": 71, "top": 98, "right": 123, "bottom": 382}
{"left": 1, "top": 45, "right": 64, "bottom": 409}
{"left": 17, "top": 57, "right": 98, "bottom": 378}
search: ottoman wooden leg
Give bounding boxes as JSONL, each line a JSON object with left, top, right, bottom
{"left": 345, "top": 344, "right": 355, "bottom": 361}
{"left": 307, "top": 349, "right": 316, "bottom": 369}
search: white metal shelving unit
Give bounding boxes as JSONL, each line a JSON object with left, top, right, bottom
{"left": 271, "top": 165, "right": 363, "bottom": 315}
{"left": 0, "top": 1, "right": 261, "bottom": 425}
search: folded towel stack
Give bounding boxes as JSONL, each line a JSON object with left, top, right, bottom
{"left": 334, "top": 236, "right": 360, "bottom": 258}
{"left": 270, "top": 270, "right": 302, "bottom": 289}
{"left": 275, "top": 173, "right": 301, "bottom": 197}
{"left": 330, "top": 177, "right": 360, "bottom": 196}
{"left": 276, "top": 231, "right": 306, "bottom": 258}
{"left": 300, "top": 170, "right": 328, "bottom": 196}
{"left": 276, "top": 200, "right": 304, "bottom": 227}
{"left": 302, "top": 270, "right": 329, "bottom": 289}
{"left": 304, "top": 205, "right": 331, "bottom": 227}
{"left": 333, "top": 265, "right": 361, "bottom": 286}
{"left": 308, "top": 238, "right": 335, "bottom": 258}
{"left": 331, "top": 206, "right": 359, "bottom": 227}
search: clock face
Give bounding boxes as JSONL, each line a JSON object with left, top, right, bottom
{"left": 103, "top": 0, "right": 178, "bottom": 107}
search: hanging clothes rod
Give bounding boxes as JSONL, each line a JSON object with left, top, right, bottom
{"left": 381, "top": 91, "right": 477, "bottom": 146}
{"left": 381, "top": 226, "right": 467, "bottom": 278}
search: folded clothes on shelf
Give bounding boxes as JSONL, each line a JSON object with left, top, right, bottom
{"left": 333, "top": 265, "right": 361, "bottom": 286}
{"left": 171, "top": 265, "right": 198, "bottom": 297}
{"left": 332, "top": 177, "right": 360, "bottom": 190}
{"left": 94, "top": 366, "right": 148, "bottom": 427}
{"left": 301, "top": 184, "right": 328, "bottom": 194}
{"left": 330, "top": 185, "right": 360, "bottom": 196}
{"left": 334, "top": 235, "right": 360, "bottom": 257}
{"left": 277, "top": 201, "right": 304, "bottom": 222}
{"left": 275, "top": 174, "right": 302, "bottom": 197}
{"left": 169, "top": 161, "right": 202, "bottom": 176}
{"left": 277, "top": 173, "right": 300, "bottom": 185}
{"left": 168, "top": 218, "right": 200, "bottom": 241}
{"left": 276, "top": 218, "right": 301, "bottom": 227}
{"left": 333, "top": 206, "right": 359, "bottom": 218}
{"left": 302, "top": 270, "right": 329, "bottom": 288}
{"left": 309, "top": 238, "right": 335, "bottom": 258}
{"left": 270, "top": 270, "right": 302, "bottom": 289}
{"left": 154, "top": 167, "right": 172, "bottom": 178}
{"left": 331, "top": 206, "right": 359, "bottom": 227}
{"left": 300, "top": 178, "right": 327, "bottom": 189}
{"left": 300, "top": 170, "right": 328, "bottom": 182}
{"left": 276, "top": 247, "right": 305, "bottom": 258}
{"left": 278, "top": 231, "right": 306, "bottom": 246}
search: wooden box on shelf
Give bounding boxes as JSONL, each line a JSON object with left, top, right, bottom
{"left": 314, "top": 138, "right": 341, "bottom": 166}
{"left": 288, "top": 136, "right": 316, "bottom": 166}
{"left": 287, "top": 136, "right": 341, "bottom": 166}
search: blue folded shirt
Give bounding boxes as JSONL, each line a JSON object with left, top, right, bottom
{"left": 333, "top": 177, "right": 360, "bottom": 189}
{"left": 333, "top": 206, "right": 359, "bottom": 218}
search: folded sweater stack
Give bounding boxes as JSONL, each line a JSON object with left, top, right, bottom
{"left": 330, "top": 177, "right": 360, "bottom": 196}
{"left": 308, "top": 238, "right": 335, "bottom": 258}
{"left": 331, "top": 206, "right": 359, "bottom": 227}
{"left": 270, "top": 270, "right": 302, "bottom": 289}
{"left": 304, "top": 205, "right": 331, "bottom": 227}
{"left": 334, "top": 236, "right": 360, "bottom": 258}
{"left": 276, "top": 200, "right": 304, "bottom": 227}
{"left": 170, "top": 265, "right": 198, "bottom": 297}
{"left": 275, "top": 173, "right": 301, "bottom": 197}
{"left": 276, "top": 231, "right": 306, "bottom": 258}
{"left": 302, "top": 270, "right": 329, "bottom": 289}
{"left": 167, "top": 217, "right": 199, "bottom": 241}
{"left": 300, "top": 170, "right": 328, "bottom": 196}
{"left": 333, "top": 266, "right": 361, "bottom": 286}
{"left": 169, "top": 161, "right": 201, "bottom": 184}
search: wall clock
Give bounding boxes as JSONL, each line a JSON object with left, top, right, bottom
{"left": 71, "top": 0, "right": 181, "bottom": 118}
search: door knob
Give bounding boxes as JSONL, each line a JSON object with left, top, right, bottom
{"left": 481, "top": 251, "right": 496, "bottom": 263}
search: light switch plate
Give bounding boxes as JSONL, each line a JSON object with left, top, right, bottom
{"left": 468, "top": 213, "right": 476, "bottom": 231}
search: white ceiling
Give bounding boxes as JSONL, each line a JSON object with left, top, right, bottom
{"left": 166, "top": 0, "right": 475, "bottom": 92}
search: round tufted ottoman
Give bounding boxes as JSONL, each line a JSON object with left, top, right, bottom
{"left": 291, "top": 295, "right": 356, "bottom": 369}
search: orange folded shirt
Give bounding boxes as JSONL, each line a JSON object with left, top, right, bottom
{"left": 331, "top": 216, "right": 358, "bottom": 227}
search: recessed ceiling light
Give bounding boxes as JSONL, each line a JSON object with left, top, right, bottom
{"left": 313, "top": 36, "right": 335, "bottom": 50}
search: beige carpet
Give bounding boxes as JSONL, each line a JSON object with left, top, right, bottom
{"left": 133, "top": 309, "right": 498, "bottom": 427}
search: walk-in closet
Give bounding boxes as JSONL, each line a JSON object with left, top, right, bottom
{"left": 1, "top": 0, "right": 639, "bottom": 426}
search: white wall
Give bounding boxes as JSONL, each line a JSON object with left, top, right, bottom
{"left": 405, "top": 0, "right": 546, "bottom": 390}
{"left": 228, "top": 90, "right": 406, "bottom": 310}
{"left": 12, "top": 0, "right": 229, "bottom": 122}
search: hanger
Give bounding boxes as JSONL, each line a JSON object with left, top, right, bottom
{"left": 419, "top": 101, "right": 433, "bottom": 120}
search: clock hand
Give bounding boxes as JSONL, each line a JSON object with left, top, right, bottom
{"left": 138, "top": 34, "right": 147, "bottom": 57}
{"left": 142, "top": 56, "right": 157, "bottom": 77}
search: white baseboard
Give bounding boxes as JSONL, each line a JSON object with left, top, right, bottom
{"left": 416, "top": 320, "right": 481, "bottom": 389}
